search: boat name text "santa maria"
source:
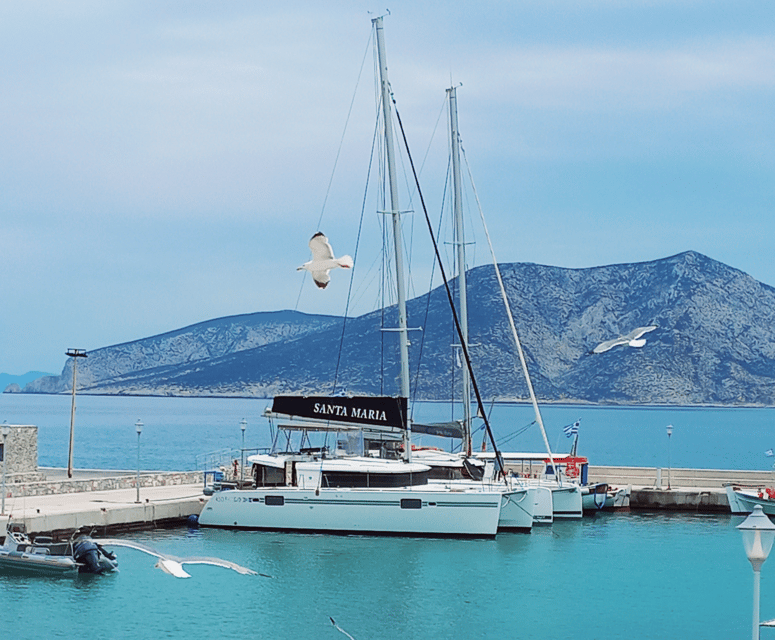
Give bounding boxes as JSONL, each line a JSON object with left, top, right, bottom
{"left": 313, "top": 403, "right": 387, "bottom": 422}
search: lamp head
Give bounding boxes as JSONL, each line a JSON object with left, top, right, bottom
{"left": 738, "top": 505, "right": 775, "bottom": 571}
{"left": 240, "top": 418, "right": 247, "bottom": 433}
{"left": 666, "top": 424, "right": 673, "bottom": 438}
{"left": 1, "top": 425, "right": 10, "bottom": 438}
{"left": 135, "top": 419, "right": 143, "bottom": 435}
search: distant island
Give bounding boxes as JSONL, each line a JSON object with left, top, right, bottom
{"left": 1, "top": 371, "right": 55, "bottom": 394}
{"left": 9, "top": 251, "right": 775, "bottom": 406}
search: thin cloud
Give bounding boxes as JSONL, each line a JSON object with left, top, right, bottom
{"left": 461, "top": 38, "right": 775, "bottom": 111}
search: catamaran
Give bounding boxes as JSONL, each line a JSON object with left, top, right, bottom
{"left": 198, "top": 17, "right": 513, "bottom": 538}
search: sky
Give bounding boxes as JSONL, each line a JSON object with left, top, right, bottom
{"left": 1, "top": 1, "right": 773, "bottom": 375}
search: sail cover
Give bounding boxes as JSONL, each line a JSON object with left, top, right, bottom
{"left": 271, "top": 395, "right": 408, "bottom": 430}
{"left": 412, "top": 421, "right": 465, "bottom": 439}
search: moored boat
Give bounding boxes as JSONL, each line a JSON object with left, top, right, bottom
{"left": 198, "top": 17, "right": 521, "bottom": 538}
{"left": 581, "top": 483, "right": 631, "bottom": 512}
{"left": 727, "top": 486, "right": 775, "bottom": 516}
{"left": 198, "top": 396, "right": 504, "bottom": 537}
{"left": 0, "top": 522, "right": 118, "bottom": 576}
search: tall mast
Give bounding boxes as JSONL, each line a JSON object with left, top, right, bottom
{"left": 447, "top": 86, "right": 472, "bottom": 456}
{"left": 373, "top": 16, "right": 412, "bottom": 459}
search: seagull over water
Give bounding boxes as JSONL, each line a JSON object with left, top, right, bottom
{"left": 298, "top": 232, "right": 353, "bottom": 289}
{"left": 591, "top": 325, "right": 658, "bottom": 354}
{"left": 95, "top": 539, "right": 263, "bottom": 579}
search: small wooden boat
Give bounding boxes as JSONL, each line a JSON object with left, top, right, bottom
{"left": 0, "top": 522, "right": 118, "bottom": 576}
{"left": 581, "top": 483, "right": 631, "bottom": 512}
{"left": 726, "top": 485, "right": 775, "bottom": 516}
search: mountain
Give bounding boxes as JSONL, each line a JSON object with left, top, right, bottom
{"left": 18, "top": 252, "right": 775, "bottom": 406}
{"left": 22, "top": 310, "right": 342, "bottom": 395}
{"left": 2, "top": 371, "right": 55, "bottom": 394}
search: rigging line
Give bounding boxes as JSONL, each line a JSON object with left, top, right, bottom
{"left": 402, "top": 96, "right": 448, "bottom": 308}
{"left": 331, "top": 118, "right": 380, "bottom": 393}
{"left": 393, "top": 104, "right": 508, "bottom": 483}
{"left": 295, "top": 32, "right": 373, "bottom": 313}
{"left": 459, "top": 144, "right": 558, "bottom": 479}
{"left": 496, "top": 421, "right": 537, "bottom": 447}
{"left": 409, "top": 155, "right": 450, "bottom": 418}
{"left": 316, "top": 29, "right": 374, "bottom": 231}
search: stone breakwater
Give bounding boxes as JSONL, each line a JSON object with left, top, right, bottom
{"left": 3, "top": 470, "right": 204, "bottom": 499}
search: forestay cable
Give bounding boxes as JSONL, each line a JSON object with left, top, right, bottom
{"left": 460, "top": 146, "right": 558, "bottom": 480}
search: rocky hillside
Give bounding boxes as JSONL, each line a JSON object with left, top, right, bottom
{"left": 22, "top": 310, "right": 342, "bottom": 394}
{"left": 17, "top": 252, "right": 775, "bottom": 405}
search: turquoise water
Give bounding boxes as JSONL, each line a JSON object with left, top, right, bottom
{"left": 1, "top": 394, "right": 773, "bottom": 471}
{"left": 0, "top": 514, "right": 769, "bottom": 639}
{"left": 1, "top": 395, "right": 774, "bottom": 638}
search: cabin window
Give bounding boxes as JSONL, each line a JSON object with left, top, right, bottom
{"left": 254, "top": 464, "right": 284, "bottom": 487}
{"left": 400, "top": 498, "right": 422, "bottom": 509}
{"left": 321, "top": 470, "right": 429, "bottom": 488}
{"left": 427, "top": 467, "right": 462, "bottom": 480}
{"left": 264, "top": 495, "right": 285, "bottom": 506}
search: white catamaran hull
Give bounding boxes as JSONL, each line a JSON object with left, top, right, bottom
{"left": 198, "top": 486, "right": 503, "bottom": 537}
{"left": 548, "top": 484, "right": 583, "bottom": 519}
{"left": 512, "top": 481, "right": 582, "bottom": 520}
{"left": 498, "top": 488, "right": 535, "bottom": 531}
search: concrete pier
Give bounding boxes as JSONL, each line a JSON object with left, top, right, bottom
{"left": 586, "top": 466, "right": 774, "bottom": 513}
{"left": 1, "top": 469, "right": 206, "bottom": 536}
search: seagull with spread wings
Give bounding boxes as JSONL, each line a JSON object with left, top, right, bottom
{"left": 95, "top": 539, "right": 264, "bottom": 579}
{"left": 591, "top": 325, "right": 658, "bottom": 354}
{"left": 297, "top": 232, "right": 353, "bottom": 289}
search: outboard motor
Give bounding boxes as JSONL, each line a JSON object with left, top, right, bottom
{"left": 73, "top": 537, "right": 103, "bottom": 573}
{"left": 72, "top": 533, "right": 118, "bottom": 574}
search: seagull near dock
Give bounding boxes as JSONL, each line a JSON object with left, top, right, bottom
{"left": 94, "top": 539, "right": 263, "bottom": 579}
{"left": 591, "top": 325, "right": 658, "bottom": 354}
{"left": 297, "top": 232, "right": 353, "bottom": 289}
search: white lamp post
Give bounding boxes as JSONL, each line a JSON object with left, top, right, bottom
{"left": 666, "top": 424, "right": 673, "bottom": 490}
{"left": 240, "top": 418, "right": 247, "bottom": 485}
{"left": 1, "top": 425, "right": 10, "bottom": 516}
{"left": 135, "top": 419, "right": 143, "bottom": 503}
{"left": 738, "top": 505, "right": 775, "bottom": 640}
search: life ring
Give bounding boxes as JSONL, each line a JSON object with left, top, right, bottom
{"left": 565, "top": 461, "right": 579, "bottom": 478}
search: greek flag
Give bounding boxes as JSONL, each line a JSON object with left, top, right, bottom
{"left": 563, "top": 420, "right": 580, "bottom": 438}
{"left": 766, "top": 449, "right": 774, "bottom": 457}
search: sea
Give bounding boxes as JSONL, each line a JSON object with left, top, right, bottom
{"left": 1, "top": 393, "right": 774, "bottom": 639}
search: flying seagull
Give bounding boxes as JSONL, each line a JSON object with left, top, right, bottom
{"left": 95, "top": 539, "right": 263, "bottom": 579}
{"left": 329, "top": 617, "right": 357, "bottom": 640}
{"left": 298, "top": 232, "right": 353, "bottom": 289}
{"left": 591, "top": 325, "right": 657, "bottom": 354}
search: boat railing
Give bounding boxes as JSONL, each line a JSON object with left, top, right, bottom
{"left": 195, "top": 447, "right": 269, "bottom": 472}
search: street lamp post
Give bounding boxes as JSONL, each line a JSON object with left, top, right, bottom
{"left": 738, "top": 505, "right": 775, "bottom": 640}
{"left": 135, "top": 420, "right": 143, "bottom": 503}
{"left": 65, "top": 348, "right": 88, "bottom": 479}
{"left": 666, "top": 424, "right": 674, "bottom": 490}
{"left": 240, "top": 418, "right": 247, "bottom": 485}
{"left": 1, "top": 425, "right": 10, "bottom": 516}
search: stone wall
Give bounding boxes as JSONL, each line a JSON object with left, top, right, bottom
{"left": 1, "top": 425, "right": 44, "bottom": 482}
{"left": 4, "top": 470, "right": 204, "bottom": 498}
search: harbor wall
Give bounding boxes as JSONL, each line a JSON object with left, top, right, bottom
{"left": 587, "top": 465, "right": 773, "bottom": 489}
{"left": 3, "top": 470, "right": 204, "bottom": 498}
